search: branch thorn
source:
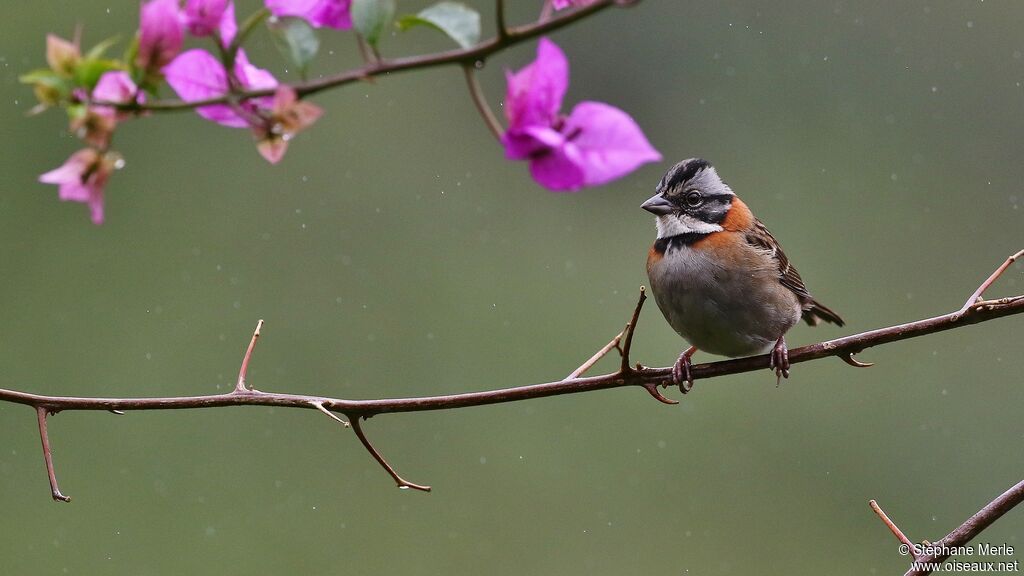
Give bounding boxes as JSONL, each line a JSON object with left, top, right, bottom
{"left": 619, "top": 286, "right": 647, "bottom": 373}
{"left": 234, "top": 319, "right": 264, "bottom": 393}
{"left": 36, "top": 407, "right": 71, "bottom": 503}
{"left": 840, "top": 352, "right": 874, "bottom": 368}
{"left": 313, "top": 401, "right": 350, "bottom": 428}
{"left": 641, "top": 382, "right": 678, "bottom": 405}
{"left": 349, "top": 416, "right": 431, "bottom": 492}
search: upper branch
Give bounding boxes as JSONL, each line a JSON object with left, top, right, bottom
{"left": 100, "top": 0, "right": 629, "bottom": 112}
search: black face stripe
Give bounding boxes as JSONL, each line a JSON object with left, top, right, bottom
{"left": 653, "top": 232, "right": 709, "bottom": 254}
{"left": 660, "top": 158, "right": 711, "bottom": 192}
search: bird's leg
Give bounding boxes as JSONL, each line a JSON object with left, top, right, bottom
{"left": 671, "top": 346, "right": 698, "bottom": 393}
{"left": 769, "top": 336, "right": 790, "bottom": 385}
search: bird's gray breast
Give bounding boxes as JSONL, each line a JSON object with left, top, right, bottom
{"left": 646, "top": 243, "right": 801, "bottom": 357}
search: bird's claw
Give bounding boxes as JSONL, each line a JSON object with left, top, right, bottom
{"left": 672, "top": 348, "right": 695, "bottom": 393}
{"left": 769, "top": 337, "right": 790, "bottom": 386}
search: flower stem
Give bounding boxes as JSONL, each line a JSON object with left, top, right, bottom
{"left": 226, "top": 7, "right": 271, "bottom": 69}
{"left": 462, "top": 64, "right": 503, "bottom": 141}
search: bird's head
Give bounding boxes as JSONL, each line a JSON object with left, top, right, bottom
{"left": 641, "top": 158, "right": 736, "bottom": 239}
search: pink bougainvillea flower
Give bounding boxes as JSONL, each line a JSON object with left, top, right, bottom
{"left": 218, "top": 1, "right": 238, "bottom": 46}
{"left": 252, "top": 86, "right": 323, "bottom": 163}
{"left": 552, "top": 0, "right": 598, "bottom": 10}
{"left": 39, "top": 148, "right": 120, "bottom": 225}
{"left": 501, "top": 38, "right": 661, "bottom": 191}
{"left": 265, "top": 0, "right": 352, "bottom": 29}
{"left": 136, "top": 0, "right": 185, "bottom": 75}
{"left": 93, "top": 71, "right": 143, "bottom": 110}
{"left": 164, "top": 48, "right": 277, "bottom": 128}
{"left": 184, "top": 0, "right": 230, "bottom": 38}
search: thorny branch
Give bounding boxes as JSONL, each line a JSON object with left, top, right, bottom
{"left": 2, "top": 249, "right": 1021, "bottom": 501}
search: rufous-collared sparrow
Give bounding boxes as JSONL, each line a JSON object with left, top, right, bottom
{"left": 642, "top": 158, "right": 843, "bottom": 392}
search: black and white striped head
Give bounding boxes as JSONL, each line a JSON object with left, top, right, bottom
{"left": 641, "top": 158, "right": 735, "bottom": 239}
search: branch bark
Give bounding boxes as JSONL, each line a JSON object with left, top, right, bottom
{"left": 0, "top": 250, "right": 1020, "bottom": 500}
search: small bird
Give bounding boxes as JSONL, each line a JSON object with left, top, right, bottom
{"left": 642, "top": 158, "right": 843, "bottom": 391}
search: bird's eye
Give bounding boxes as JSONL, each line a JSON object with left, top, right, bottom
{"left": 684, "top": 190, "right": 703, "bottom": 207}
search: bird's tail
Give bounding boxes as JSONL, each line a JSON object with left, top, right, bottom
{"left": 802, "top": 299, "right": 844, "bottom": 327}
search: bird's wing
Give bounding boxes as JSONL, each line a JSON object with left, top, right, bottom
{"left": 743, "top": 219, "right": 845, "bottom": 326}
{"left": 743, "top": 218, "right": 813, "bottom": 300}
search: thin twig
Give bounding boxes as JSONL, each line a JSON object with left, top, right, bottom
{"left": 354, "top": 33, "right": 377, "bottom": 66}
{"left": 462, "top": 64, "right": 504, "bottom": 141}
{"left": 235, "top": 319, "right": 264, "bottom": 393}
{"left": 349, "top": 416, "right": 431, "bottom": 492}
{"left": 226, "top": 8, "right": 270, "bottom": 70}
{"left": 869, "top": 500, "right": 916, "bottom": 554}
{"left": 540, "top": 0, "right": 554, "bottom": 22}
{"left": 565, "top": 330, "right": 623, "bottom": 380}
{"left": 35, "top": 407, "right": 70, "bottom": 502}
{"left": 619, "top": 286, "right": 646, "bottom": 373}
{"left": 495, "top": 0, "right": 509, "bottom": 41}
{"left": 958, "top": 249, "right": 1023, "bottom": 315}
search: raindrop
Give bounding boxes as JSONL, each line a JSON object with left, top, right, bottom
{"left": 399, "top": 485, "right": 410, "bottom": 490}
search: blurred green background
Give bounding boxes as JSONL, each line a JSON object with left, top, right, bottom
{"left": 1, "top": 1, "right": 1022, "bottom": 574}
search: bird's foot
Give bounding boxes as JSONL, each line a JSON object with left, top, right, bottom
{"left": 769, "top": 336, "right": 790, "bottom": 386}
{"left": 671, "top": 346, "right": 697, "bottom": 393}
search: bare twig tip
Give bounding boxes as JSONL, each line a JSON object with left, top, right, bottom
{"left": 235, "top": 320, "right": 265, "bottom": 393}
{"left": 869, "top": 498, "right": 916, "bottom": 551}
{"left": 959, "top": 248, "right": 1024, "bottom": 314}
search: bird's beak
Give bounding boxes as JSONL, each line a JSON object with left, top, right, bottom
{"left": 641, "top": 194, "right": 674, "bottom": 215}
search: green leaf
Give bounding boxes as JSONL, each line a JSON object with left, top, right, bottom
{"left": 19, "top": 68, "right": 63, "bottom": 85}
{"left": 20, "top": 69, "right": 72, "bottom": 106}
{"left": 86, "top": 36, "right": 121, "bottom": 60}
{"left": 74, "top": 58, "right": 123, "bottom": 90}
{"left": 268, "top": 16, "right": 320, "bottom": 74}
{"left": 396, "top": 2, "right": 480, "bottom": 50}
{"left": 352, "top": 0, "right": 396, "bottom": 48}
